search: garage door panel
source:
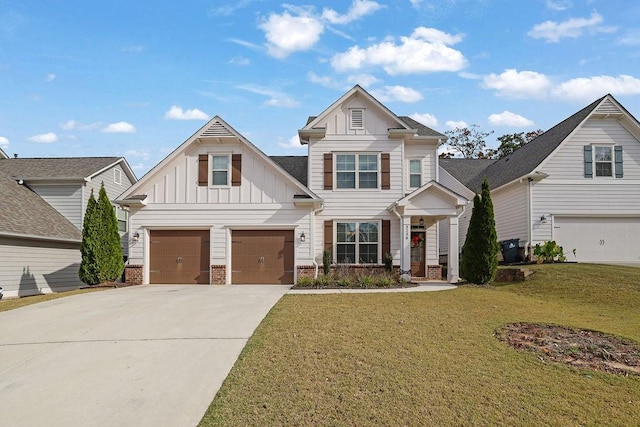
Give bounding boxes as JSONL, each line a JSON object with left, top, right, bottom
{"left": 554, "top": 217, "right": 640, "bottom": 263}
{"left": 232, "top": 230, "right": 294, "bottom": 284}
{"left": 149, "top": 230, "right": 210, "bottom": 284}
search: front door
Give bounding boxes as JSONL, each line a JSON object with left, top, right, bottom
{"left": 410, "top": 231, "right": 425, "bottom": 277}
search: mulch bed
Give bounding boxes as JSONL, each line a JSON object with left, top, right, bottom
{"left": 82, "top": 281, "right": 138, "bottom": 289}
{"left": 496, "top": 323, "right": 640, "bottom": 376}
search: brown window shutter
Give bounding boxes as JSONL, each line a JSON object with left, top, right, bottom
{"left": 381, "top": 153, "right": 390, "bottom": 189}
{"left": 198, "top": 154, "right": 208, "bottom": 186}
{"left": 231, "top": 154, "right": 242, "bottom": 186}
{"left": 382, "top": 220, "right": 390, "bottom": 259}
{"left": 324, "top": 153, "right": 333, "bottom": 189}
{"left": 324, "top": 220, "right": 333, "bottom": 258}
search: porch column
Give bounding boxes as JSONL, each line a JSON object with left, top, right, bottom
{"left": 447, "top": 216, "right": 460, "bottom": 283}
{"left": 400, "top": 216, "right": 412, "bottom": 281}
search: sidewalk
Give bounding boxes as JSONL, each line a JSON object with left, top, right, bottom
{"left": 288, "top": 282, "right": 456, "bottom": 294}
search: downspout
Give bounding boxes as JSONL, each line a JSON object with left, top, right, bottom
{"left": 526, "top": 178, "right": 533, "bottom": 260}
{"left": 311, "top": 202, "right": 324, "bottom": 279}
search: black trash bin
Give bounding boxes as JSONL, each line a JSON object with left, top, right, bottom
{"left": 500, "top": 239, "right": 520, "bottom": 263}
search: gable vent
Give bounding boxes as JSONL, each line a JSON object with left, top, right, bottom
{"left": 350, "top": 109, "right": 364, "bottom": 129}
{"left": 594, "top": 98, "right": 622, "bottom": 116}
{"left": 201, "top": 122, "right": 234, "bottom": 138}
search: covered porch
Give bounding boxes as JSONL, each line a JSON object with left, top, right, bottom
{"left": 389, "top": 181, "right": 468, "bottom": 283}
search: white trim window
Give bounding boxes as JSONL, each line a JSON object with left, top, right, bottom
{"left": 336, "top": 154, "right": 378, "bottom": 189}
{"left": 115, "top": 206, "right": 128, "bottom": 232}
{"left": 336, "top": 221, "right": 379, "bottom": 264}
{"left": 350, "top": 108, "right": 365, "bottom": 129}
{"left": 594, "top": 146, "right": 613, "bottom": 177}
{"left": 409, "top": 159, "right": 421, "bottom": 188}
{"left": 211, "top": 154, "right": 230, "bottom": 186}
{"left": 114, "top": 168, "right": 122, "bottom": 185}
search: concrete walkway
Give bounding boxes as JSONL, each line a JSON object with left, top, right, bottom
{"left": 0, "top": 285, "right": 289, "bottom": 427}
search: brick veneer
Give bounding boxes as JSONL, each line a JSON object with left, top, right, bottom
{"left": 125, "top": 264, "right": 143, "bottom": 285}
{"left": 426, "top": 265, "right": 442, "bottom": 280}
{"left": 297, "top": 265, "right": 316, "bottom": 279}
{"left": 211, "top": 265, "right": 226, "bottom": 285}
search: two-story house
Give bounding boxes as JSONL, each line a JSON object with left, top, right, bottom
{"left": 117, "top": 86, "right": 467, "bottom": 285}
{"left": 0, "top": 156, "right": 136, "bottom": 297}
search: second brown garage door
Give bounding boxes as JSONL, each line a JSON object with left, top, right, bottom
{"left": 149, "top": 230, "right": 210, "bottom": 284}
{"left": 232, "top": 230, "right": 294, "bottom": 284}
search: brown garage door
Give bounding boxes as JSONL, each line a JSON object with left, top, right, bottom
{"left": 149, "top": 230, "right": 210, "bottom": 284}
{"left": 232, "top": 230, "right": 294, "bottom": 284}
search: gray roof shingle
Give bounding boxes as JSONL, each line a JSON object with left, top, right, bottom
{"left": 0, "top": 157, "right": 122, "bottom": 180}
{"left": 439, "top": 158, "right": 496, "bottom": 189}
{"left": 0, "top": 171, "right": 82, "bottom": 241}
{"left": 270, "top": 156, "right": 308, "bottom": 186}
{"left": 397, "top": 116, "right": 446, "bottom": 138}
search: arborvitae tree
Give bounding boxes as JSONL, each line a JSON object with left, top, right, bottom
{"left": 79, "top": 190, "right": 99, "bottom": 285}
{"left": 94, "top": 182, "right": 124, "bottom": 283}
{"left": 460, "top": 177, "right": 499, "bottom": 284}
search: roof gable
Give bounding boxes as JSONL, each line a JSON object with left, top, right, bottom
{"left": 0, "top": 147, "right": 8, "bottom": 159}
{"left": 119, "top": 116, "right": 319, "bottom": 201}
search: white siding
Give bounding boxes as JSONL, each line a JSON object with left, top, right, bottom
{"left": 29, "top": 184, "right": 83, "bottom": 229}
{"left": 405, "top": 143, "right": 438, "bottom": 189}
{"left": 534, "top": 118, "right": 640, "bottom": 245}
{"left": 0, "top": 237, "right": 82, "bottom": 298}
{"left": 437, "top": 168, "right": 474, "bottom": 256}
{"left": 492, "top": 182, "right": 529, "bottom": 244}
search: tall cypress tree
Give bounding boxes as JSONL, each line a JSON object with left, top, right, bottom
{"left": 460, "top": 177, "right": 499, "bottom": 284}
{"left": 95, "top": 182, "right": 124, "bottom": 283}
{"left": 79, "top": 190, "right": 99, "bottom": 285}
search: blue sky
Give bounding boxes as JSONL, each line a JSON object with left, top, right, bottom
{"left": 1, "top": 0, "right": 640, "bottom": 175}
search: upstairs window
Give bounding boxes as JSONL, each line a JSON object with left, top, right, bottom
{"left": 115, "top": 206, "right": 128, "bottom": 232}
{"left": 584, "top": 145, "right": 623, "bottom": 178}
{"left": 409, "top": 159, "right": 421, "bottom": 188}
{"left": 336, "top": 221, "right": 379, "bottom": 264}
{"left": 350, "top": 108, "right": 364, "bottom": 129}
{"left": 211, "top": 155, "right": 229, "bottom": 186}
{"left": 594, "top": 146, "right": 612, "bottom": 177}
{"left": 336, "top": 154, "right": 378, "bottom": 189}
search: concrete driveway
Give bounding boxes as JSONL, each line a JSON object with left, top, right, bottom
{"left": 0, "top": 285, "right": 290, "bottom": 427}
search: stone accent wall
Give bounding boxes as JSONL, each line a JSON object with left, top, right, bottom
{"left": 125, "top": 265, "right": 143, "bottom": 285}
{"left": 427, "top": 265, "right": 442, "bottom": 280}
{"left": 211, "top": 265, "right": 226, "bottom": 285}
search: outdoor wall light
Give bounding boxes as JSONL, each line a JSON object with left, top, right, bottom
{"left": 133, "top": 232, "right": 140, "bottom": 242}
{"left": 300, "top": 232, "right": 306, "bottom": 242}
{"left": 419, "top": 217, "right": 425, "bottom": 228}
{"left": 540, "top": 215, "right": 547, "bottom": 223}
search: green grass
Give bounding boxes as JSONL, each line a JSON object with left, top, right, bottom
{"left": 0, "top": 288, "right": 104, "bottom": 312}
{"left": 200, "top": 264, "right": 640, "bottom": 426}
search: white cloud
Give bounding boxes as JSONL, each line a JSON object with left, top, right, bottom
{"left": 45, "top": 73, "right": 56, "bottom": 82}
{"left": 102, "top": 122, "right": 136, "bottom": 133}
{"left": 236, "top": 84, "right": 300, "bottom": 108}
{"left": 482, "top": 69, "right": 552, "bottom": 98}
{"left": 28, "top": 132, "right": 58, "bottom": 143}
{"left": 370, "top": 85, "right": 423, "bottom": 103}
{"left": 552, "top": 75, "right": 640, "bottom": 102}
{"left": 409, "top": 0, "right": 424, "bottom": 7}
{"left": 0, "top": 136, "right": 9, "bottom": 147}
{"left": 164, "top": 106, "right": 209, "bottom": 120}
{"left": 60, "top": 120, "right": 101, "bottom": 131}
{"left": 488, "top": 111, "right": 534, "bottom": 127}
{"left": 229, "top": 56, "right": 251, "bottom": 65}
{"left": 409, "top": 113, "right": 438, "bottom": 127}
{"left": 346, "top": 73, "right": 380, "bottom": 87}
{"left": 259, "top": 11, "right": 324, "bottom": 58}
{"left": 125, "top": 149, "right": 150, "bottom": 159}
{"left": 322, "top": 0, "right": 383, "bottom": 24}
{"left": 619, "top": 29, "right": 640, "bottom": 46}
{"left": 278, "top": 134, "right": 305, "bottom": 150}
{"left": 528, "top": 12, "right": 615, "bottom": 43}
{"left": 331, "top": 27, "right": 466, "bottom": 75}
{"left": 227, "top": 38, "right": 261, "bottom": 50}
{"left": 546, "top": 0, "right": 572, "bottom": 11}
{"left": 445, "top": 120, "right": 468, "bottom": 130}
{"left": 307, "top": 72, "right": 345, "bottom": 89}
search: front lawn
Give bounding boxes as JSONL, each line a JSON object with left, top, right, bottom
{"left": 200, "top": 263, "right": 640, "bottom": 426}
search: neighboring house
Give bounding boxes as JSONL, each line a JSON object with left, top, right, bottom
{"left": 0, "top": 157, "right": 136, "bottom": 297}
{"left": 440, "top": 94, "right": 640, "bottom": 264}
{"left": 117, "top": 86, "right": 467, "bottom": 285}
{"left": 0, "top": 147, "right": 8, "bottom": 159}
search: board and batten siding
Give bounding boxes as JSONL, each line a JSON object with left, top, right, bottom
{"left": 0, "top": 237, "right": 82, "bottom": 298}
{"left": 533, "top": 118, "right": 640, "bottom": 243}
{"left": 491, "top": 182, "right": 529, "bottom": 244}
{"left": 437, "top": 167, "right": 475, "bottom": 256}
{"left": 29, "top": 184, "right": 83, "bottom": 229}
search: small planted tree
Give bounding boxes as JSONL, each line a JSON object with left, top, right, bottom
{"left": 79, "top": 183, "right": 124, "bottom": 285}
{"left": 460, "top": 178, "right": 499, "bottom": 284}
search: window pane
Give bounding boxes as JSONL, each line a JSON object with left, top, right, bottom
{"left": 118, "top": 220, "right": 127, "bottom": 233}
{"left": 595, "top": 162, "right": 612, "bottom": 177}
{"left": 212, "top": 171, "right": 228, "bottom": 185}
{"left": 359, "top": 244, "right": 378, "bottom": 263}
{"left": 409, "top": 159, "right": 421, "bottom": 173}
{"left": 337, "top": 244, "right": 356, "bottom": 263}
{"left": 212, "top": 155, "right": 228, "bottom": 169}
{"left": 336, "top": 154, "right": 355, "bottom": 171}
{"left": 359, "top": 155, "right": 378, "bottom": 171}
{"left": 410, "top": 174, "right": 421, "bottom": 188}
{"left": 595, "top": 147, "right": 612, "bottom": 162}
{"left": 359, "top": 222, "right": 378, "bottom": 243}
{"left": 337, "top": 172, "right": 356, "bottom": 188}
{"left": 358, "top": 172, "right": 378, "bottom": 188}
{"left": 337, "top": 222, "right": 356, "bottom": 243}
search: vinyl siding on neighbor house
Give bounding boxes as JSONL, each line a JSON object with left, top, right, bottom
{"left": 492, "top": 182, "right": 530, "bottom": 244}
{"left": 0, "top": 237, "right": 82, "bottom": 298}
{"left": 85, "top": 163, "right": 134, "bottom": 206}
{"left": 29, "top": 184, "right": 83, "bottom": 229}
{"left": 437, "top": 168, "right": 475, "bottom": 257}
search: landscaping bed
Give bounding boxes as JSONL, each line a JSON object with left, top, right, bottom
{"left": 496, "top": 323, "right": 640, "bottom": 376}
